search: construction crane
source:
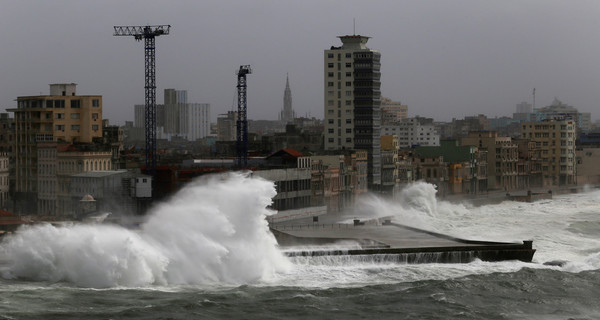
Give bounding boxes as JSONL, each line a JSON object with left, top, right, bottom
{"left": 236, "top": 65, "right": 252, "bottom": 169}
{"left": 113, "top": 25, "right": 171, "bottom": 175}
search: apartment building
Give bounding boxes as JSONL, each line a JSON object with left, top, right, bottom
{"left": 324, "top": 35, "right": 381, "bottom": 189}
{"left": 8, "top": 83, "right": 103, "bottom": 214}
{"left": 521, "top": 118, "right": 577, "bottom": 186}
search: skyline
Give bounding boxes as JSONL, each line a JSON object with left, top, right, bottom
{"left": 1, "top": 1, "right": 599, "bottom": 125}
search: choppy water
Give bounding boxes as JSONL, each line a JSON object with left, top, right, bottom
{"left": 1, "top": 174, "right": 599, "bottom": 319}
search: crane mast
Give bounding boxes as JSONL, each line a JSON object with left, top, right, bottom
{"left": 113, "top": 25, "right": 171, "bottom": 176}
{"left": 236, "top": 65, "right": 252, "bottom": 169}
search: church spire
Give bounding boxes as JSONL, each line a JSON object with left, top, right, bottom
{"left": 281, "top": 73, "right": 294, "bottom": 123}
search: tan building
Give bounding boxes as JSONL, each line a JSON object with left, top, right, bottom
{"left": 521, "top": 119, "right": 577, "bottom": 186}
{"left": 576, "top": 148, "right": 600, "bottom": 185}
{"left": 8, "top": 83, "right": 103, "bottom": 214}
{"left": 381, "top": 97, "right": 408, "bottom": 124}
{"left": 37, "top": 142, "right": 113, "bottom": 216}
{"left": 461, "top": 131, "right": 518, "bottom": 191}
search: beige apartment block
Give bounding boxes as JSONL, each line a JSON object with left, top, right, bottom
{"left": 521, "top": 118, "right": 577, "bottom": 186}
{"left": 461, "top": 131, "right": 518, "bottom": 191}
{"left": 8, "top": 83, "right": 103, "bottom": 214}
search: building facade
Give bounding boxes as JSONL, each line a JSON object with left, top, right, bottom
{"left": 324, "top": 35, "right": 381, "bottom": 189}
{"left": 521, "top": 118, "right": 577, "bottom": 186}
{"left": 8, "top": 83, "right": 103, "bottom": 214}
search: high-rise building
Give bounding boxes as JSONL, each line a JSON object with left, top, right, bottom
{"left": 8, "top": 83, "right": 103, "bottom": 214}
{"left": 324, "top": 35, "right": 381, "bottom": 188}
{"left": 134, "top": 89, "right": 210, "bottom": 141}
{"left": 280, "top": 74, "right": 295, "bottom": 124}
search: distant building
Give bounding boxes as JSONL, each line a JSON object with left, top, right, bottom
{"left": 279, "top": 74, "right": 295, "bottom": 124}
{"left": 324, "top": 34, "right": 382, "bottom": 189}
{"left": 134, "top": 89, "right": 210, "bottom": 142}
{"left": 217, "top": 111, "right": 238, "bottom": 141}
{"left": 380, "top": 97, "right": 408, "bottom": 124}
{"left": 534, "top": 98, "right": 591, "bottom": 132}
{"left": 381, "top": 117, "right": 440, "bottom": 148}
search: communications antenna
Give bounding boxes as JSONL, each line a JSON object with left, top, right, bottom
{"left": 236, "top": 65, "right": 252, "bottom": 169}
{"left": 113, "top": 25, "right": 171, "bottom": 175}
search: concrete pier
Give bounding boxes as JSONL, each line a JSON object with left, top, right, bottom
{"left": 271, "top": 222, "right": 535, "bottom": 263}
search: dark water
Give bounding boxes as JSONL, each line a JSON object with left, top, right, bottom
{"left": 0, "top": 179, "right": 599, "bottom": 319}
{"left": 1, "top": 268, "right": 599, "bottom": 319}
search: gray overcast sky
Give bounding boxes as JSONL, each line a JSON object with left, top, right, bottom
{"left": 1, "top": 0, "right": 599, "bottom": 125}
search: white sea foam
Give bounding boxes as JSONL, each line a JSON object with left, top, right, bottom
{"left": 0, "top": 172, "right": 291, "bottom": 288}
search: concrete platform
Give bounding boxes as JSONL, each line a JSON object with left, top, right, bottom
{"left": 271, "top": 222, "right": 535, "bottom": 263}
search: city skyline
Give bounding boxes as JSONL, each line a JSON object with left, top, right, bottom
{"left": 1, "top": 1, "right": 599, "bottom": 125}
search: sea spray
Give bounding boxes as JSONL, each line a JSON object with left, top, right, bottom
{"left": 350, "top": 181, "right": 469, "bottom": 230}
{"left": 142, "top": 172, "right": 292, "bottom": 284}
{"left": 0, "top": 172, "right": 291, "bottom": 287}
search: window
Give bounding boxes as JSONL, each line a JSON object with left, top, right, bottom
{"left": 328, "top": 63, "right": 334, "bottom": 68}
{"left": 92, "top": 113, "right": 99, "bottom": 120}
{"left": 328, "top": 138, "right": 334, "bottom": 143}
{"left": 346, "top": 138, "right": 352, "bottom": 142}
{"left": 55, "top": 125, "right": 65, "bottom": 131}
{"left": 92, "top": 99, "right": 99, "bottom": 107}
{"left": 328, "top": 100, "right": 334, "bottom": 106}
{"left": 328, "top": 129, "right": 334, "bottom": 133}
{"left": 346, "top": 91, "right": 352, "bottom": 96}
{"left": 328, "top": 72, "right": 334, "bottom": 77}
{"left": 328, "top": 109, "right": 334, "bottom": 114}
{"left": 70, "top": 100, "right": 81, "bottom": 108}
{"left": 55, "top": 113, "right": 65, "bottom": 119}
{"left": 346, "top": 128, "right": 352, "bottom": 133}
{"left": 71, "top": 125, "right": 80, "bottom": 131}
{"left": 55, "top": 100, "right": 65, "bottom": 108}
{"left": 345, "top": 63, "right": 351, "bottom": 68}
{"left": 346, "top": 72, "right": 351, "bottom": 77}
{"left": 345, "top": 81, "right": 352, "bottom": 87}
{"left": 346, "top": 119, "right": 351, "bottom": 124}
{"left": 345, "top": 100, "right": 352, "bottom": 106}
{"left": 92, "top": 125, "right": 99, "bottom": 131}
{"left": 327, "top": 82, "right": 334, "bottom": 87}
{"left": 328, "top": 119, "right": 334, "bottom": 124}
{"left": 327, "top": 91, "right": 334, "bottom": 97}
{"left": 327, "top": 53, "right": 334, "bottom": 58}
{"left": 70, "top": 113, "right": 80, "bottom": 119}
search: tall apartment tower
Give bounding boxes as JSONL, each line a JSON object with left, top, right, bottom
{"left": 280, "top": 74, "right": 295, "bottom": 123}
{"left": 8, "top": 83, "right": 103, "bottom": 213}
{"left": 324, "top": 35, "right": 381, "bottom": 188}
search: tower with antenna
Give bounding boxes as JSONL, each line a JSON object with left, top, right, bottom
{"left": 280, "top": 74, "right": 295, "bottom": 123}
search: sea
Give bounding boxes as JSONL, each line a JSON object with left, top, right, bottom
{"left": 0, "top": 173, "right": 599, "bottom": 319}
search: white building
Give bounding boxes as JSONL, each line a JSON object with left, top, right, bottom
{"left": 324, "top": 35, "right": 381, "bottom": 188}
{"left": 381, "top": 118, "right": 440, "bottom": 148}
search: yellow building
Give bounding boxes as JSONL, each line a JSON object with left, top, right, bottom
{"left": 8, "top": 83, "right": 103, "bottom": 214}
{"left": 521, "top": 118, "right": 577, "bottom": 186}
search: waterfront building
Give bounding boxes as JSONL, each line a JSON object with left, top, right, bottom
{"left": 380, "top": 135, "right": 399, "bottom": 193}
{"left": 217, "top": 111, "right": 238, "bottom": 141}
{"left": 8, "top": 83, "right": 103, "bottom": 214}
{"left": 461, "top": 131, "right": 518, "bottom": 191}
{"left": 324, "top": 35, "right": 381, "bottom": 189}
{"left": 521, "top": 118, "right": 577, "bottom": 186}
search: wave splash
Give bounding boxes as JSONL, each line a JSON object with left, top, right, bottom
{"left": 0, "top": 172, "right": 291, "bottom": 288}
